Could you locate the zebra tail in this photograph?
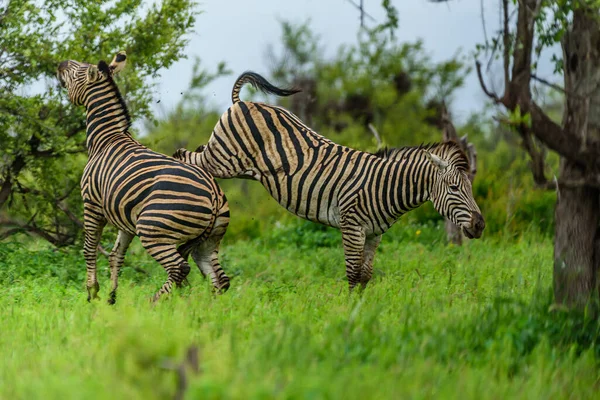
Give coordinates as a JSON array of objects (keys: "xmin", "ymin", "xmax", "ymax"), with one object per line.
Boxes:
[{"xmin": 231, "ymin": 71, "xmax": 301, "ymax": 104}]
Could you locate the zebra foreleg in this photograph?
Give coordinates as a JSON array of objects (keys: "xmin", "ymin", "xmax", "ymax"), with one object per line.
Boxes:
[
  {"xmin": 83, "ymin": 203, "xmax": 107, "ymax": 302},
  {"xmin": 341, "ymin": 224, "xmax": 366, "ymax": 291},
  {"xmin": 359, "ymin": 235, "xmax": 382, "ymax": 290},
  {"xmin": 107, "ymin": 230, "xmax": 134, "ymax": 305}
]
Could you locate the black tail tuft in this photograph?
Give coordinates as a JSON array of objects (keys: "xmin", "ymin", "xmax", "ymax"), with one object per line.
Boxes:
[{"xmin": 231, "ymin": 71, "xmax": 301, "ymax": 104}]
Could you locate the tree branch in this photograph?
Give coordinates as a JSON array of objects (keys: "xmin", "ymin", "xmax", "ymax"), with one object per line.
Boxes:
[
  {"xmin": 520, "ymin": 128, "xmax": 548, "ymax": 185},
  {"xmin": 502, "ymin": 0, "xmax": 510, "ymax": 90},
  {"xmin": 475, "ymin": 61, "xmax": 501, "ymax": 103},
  {"xmin": 367, "ymin": 123, "xmax": 382, "ymax": 148},
  {"xmin": 0, "ymin": 216, "xmax": 74, "ymax": 246},
  {"xmin": 527, "ymin": 100, "xmax": 599, "ymax": 167},
  {"xmin": 480, "ymin": 0, "xmax": 489, "ymax": 47},
  {"xmin": 531, "ymin": 73, "xmax": 565, "ymax": 94}
]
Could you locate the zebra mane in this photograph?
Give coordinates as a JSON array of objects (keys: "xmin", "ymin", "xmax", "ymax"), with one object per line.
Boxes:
[
  {"xmin": 97, "ymin": 60, "xmax": 132, "ymax": 131},
  {"xmin": 373, "ymin": 141, "xmax": 470, "ymax": 172}
]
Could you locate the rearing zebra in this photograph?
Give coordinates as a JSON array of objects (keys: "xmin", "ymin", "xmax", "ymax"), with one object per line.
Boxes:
[
  {"xmin": 173, "ymin": 72, "xmax": 485, "ymax": 289},
  {"xmin": 58, "ymin": 51, "xmax": 231, "ymax": 303}
]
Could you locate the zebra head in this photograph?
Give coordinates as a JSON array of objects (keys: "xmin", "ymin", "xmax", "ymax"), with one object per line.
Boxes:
[
  {"xmin": 57, "ymin": 51, "xmax": 127, "ymax": 105},
  {"xmin": 422, "ymin": 144, "xmax": 485, "ymax": 239}
]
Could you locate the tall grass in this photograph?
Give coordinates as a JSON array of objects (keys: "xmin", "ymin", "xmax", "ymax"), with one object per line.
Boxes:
[{"xmin": 0, "ymin": 224, "xmax": 598, "ymax": 399}]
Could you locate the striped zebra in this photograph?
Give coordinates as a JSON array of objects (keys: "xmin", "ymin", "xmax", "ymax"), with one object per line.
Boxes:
[
  {"xmin": 57, "ymin": 51, "xmax": 230, "ymax": 303},
  {"xmin": 173, "ymin": 72, "xmax": 485, "ymax": 289}
]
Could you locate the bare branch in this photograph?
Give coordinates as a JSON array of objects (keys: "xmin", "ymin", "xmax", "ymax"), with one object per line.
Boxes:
[
  {"xmin": 521, "ymin": 130, "xmax": 548, "ymax": 185},
  {"xmin": 98, "ymin": 246, "xmax": 110, "ymax": 258},
  {"xmin": 475, "ymin": 61, "xmax": 501, "ymax": 103},
  {"xmin": 531, "ymin": 74, "xmax": 565, "ymax": 94},
  {"xmin": 0, "ymin": 216, "xmax": 74, "ymax": 246},
  {"xmin": 0, "ymin": 227, "xmax": 25, "ymax": 241},
  {"xmin": 344, "ymin": 0, "xmax": 376, "ymax": 26},
  {"xmin": 367, "ymin": 123, "xmax": 382, "ymax": 148},
  {"xmin": 480, "ymin": 0, "xmax": 489, "ymax": 46},
  {"xmin": 502, "ymin": 0, "xmax": 511, "ymax": 90}
]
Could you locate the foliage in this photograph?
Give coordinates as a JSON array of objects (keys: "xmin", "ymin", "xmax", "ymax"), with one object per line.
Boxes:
[
  {"xmin": 0, "ymin": 232, "xmax": 598, "ymax": 398},
  {"xmin": 0, "ymin": 0, "xmax": 563, "ymax": 248},
  {"xmin": 142, "ymin": 57, "xmax": 231, "ymax": 154},
  {"xmin": 0, "ymin": 0, "xmax": 199, "ymax": 245},
  {"xmin": 263, "ymin": 18, "xmax": 471, "ymax": 149},
  {"xmin": 146, "ymin": 15, "xmax": 558, "ymax": 242}
]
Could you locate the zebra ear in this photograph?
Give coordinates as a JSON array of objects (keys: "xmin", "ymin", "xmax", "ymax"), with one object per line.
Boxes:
[
  {"xmin": 109, "ymin": 51, "xmax": 127, "ymax": 75},
  {"xmin": 423, "ymin": 150, "xmax": 449, "ymax": 171},
  {"xmin": 87, "ymin": 65, "xmax": 99, "ymax": 83}
]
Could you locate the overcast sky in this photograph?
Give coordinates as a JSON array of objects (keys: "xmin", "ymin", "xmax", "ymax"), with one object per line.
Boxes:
[{"xmin": 149, "ymin": 0, "xmax": 558, "ymax": 125}]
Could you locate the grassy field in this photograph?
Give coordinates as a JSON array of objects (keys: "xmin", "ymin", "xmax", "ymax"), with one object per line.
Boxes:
[{"xmin": 0, "ymin": 222, "xmax": 598, "ymax": 399}]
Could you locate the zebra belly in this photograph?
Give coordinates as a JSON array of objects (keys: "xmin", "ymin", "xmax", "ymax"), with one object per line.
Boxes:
[{"xmin": 268, "ymin": 174, "xmax": 341, "ymax": 229}]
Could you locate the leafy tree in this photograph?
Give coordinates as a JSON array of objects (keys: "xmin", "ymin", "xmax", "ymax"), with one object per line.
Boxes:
[
  {"xmin": 0, "ymin": 0, "xmax": 198, "ymax": 245},
  {"xmin": 265, "ymin": 18, "xmax": 470, "ymax": 151},
  {"xmin": 467, "ymin": 0, "xmax": 600, "ymax": 310}
]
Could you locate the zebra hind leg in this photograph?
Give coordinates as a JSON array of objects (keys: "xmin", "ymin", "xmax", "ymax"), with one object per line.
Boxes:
[
  {"xmin": 191, "ymin": 240, "xmax": 230, "ymax": 294},
  {"xmin": 107, "ymin": 230, "xmax": 134, "ymax": 305},
  {"xmin": 172, "ymin": 145, "xmax": 205, "ymax": 164},
  {"xmin": 358, "ymin": 235, "xmax": 382, "ymax": 290},
  {"xmin": 139, "ymin": 238, "xmax": 192, "ymax": 302},
  {"xmin": 191, "ymin": 203, "xmax": 230, "ymax": 293}
]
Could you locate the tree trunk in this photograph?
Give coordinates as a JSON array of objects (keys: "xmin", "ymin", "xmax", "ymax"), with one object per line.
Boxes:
[
  {"xmin": 554, "ymin": 9, "xmax": 600, "ymax": 308},
  {"xmin": 554, "ymin": 161, "xmax": 599, "ymax": 307}
]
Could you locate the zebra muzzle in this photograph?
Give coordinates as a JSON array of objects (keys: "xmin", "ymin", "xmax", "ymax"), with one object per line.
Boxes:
[{"xmin": 463, "ymin": 212, "xmax": 485, "ymax": 239}]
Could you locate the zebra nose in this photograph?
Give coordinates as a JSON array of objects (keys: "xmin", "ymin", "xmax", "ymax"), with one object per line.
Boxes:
[{"xmin": 471, "ymin": 212, "xmax": 485, "ymax": 233}]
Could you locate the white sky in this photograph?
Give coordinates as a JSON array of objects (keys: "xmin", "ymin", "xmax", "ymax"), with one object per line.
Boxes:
[{"xmin": 148, "ymin": 0, "xmax": 559, "ymax": 126}]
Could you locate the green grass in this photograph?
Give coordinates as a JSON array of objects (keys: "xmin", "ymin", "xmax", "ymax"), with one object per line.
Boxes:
[{"xmin": 0, "ymin": 223, "xmax": 598, "ymax": 399}]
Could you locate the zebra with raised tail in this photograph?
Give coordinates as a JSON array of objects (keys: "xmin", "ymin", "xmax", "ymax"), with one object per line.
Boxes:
[
  {"xmin": 58, "ymin": 51, "xmax": 231, "ymax": 303},
  {"xmin": 174, "ymin": 71, "xmax": 485, "ymax": 290}
]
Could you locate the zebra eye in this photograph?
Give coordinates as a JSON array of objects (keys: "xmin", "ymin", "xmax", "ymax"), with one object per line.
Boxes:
[{"xmin": 449, "ymin": 185, "xmax": 459, "ymax": 192}]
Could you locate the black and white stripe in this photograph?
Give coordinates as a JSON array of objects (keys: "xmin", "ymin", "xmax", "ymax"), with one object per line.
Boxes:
[
  {"xmin": 58, "ymin": 52, "xmax": 230, "ymax": 303},
  {"xmin": 174, "ymin": 72, "xmax": 485, "ymax": 289}
]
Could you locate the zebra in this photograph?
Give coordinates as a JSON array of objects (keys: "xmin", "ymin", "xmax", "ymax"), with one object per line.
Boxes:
[
  {"xmin": 173, "ymin": 71, "xmax": 485, "ymax": 290},
  {"xmin": 57, "ymin": 51, "xmax": 231, "ymax": 303}
]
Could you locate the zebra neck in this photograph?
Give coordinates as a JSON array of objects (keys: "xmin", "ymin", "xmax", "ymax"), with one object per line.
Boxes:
[
  {"xmin": 84, "ymin": 85, "xmax": 131, "ymax": 156},
  {"xmin": 390, "ymin": 156, "xmax": 434, "ymax": 217}
]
